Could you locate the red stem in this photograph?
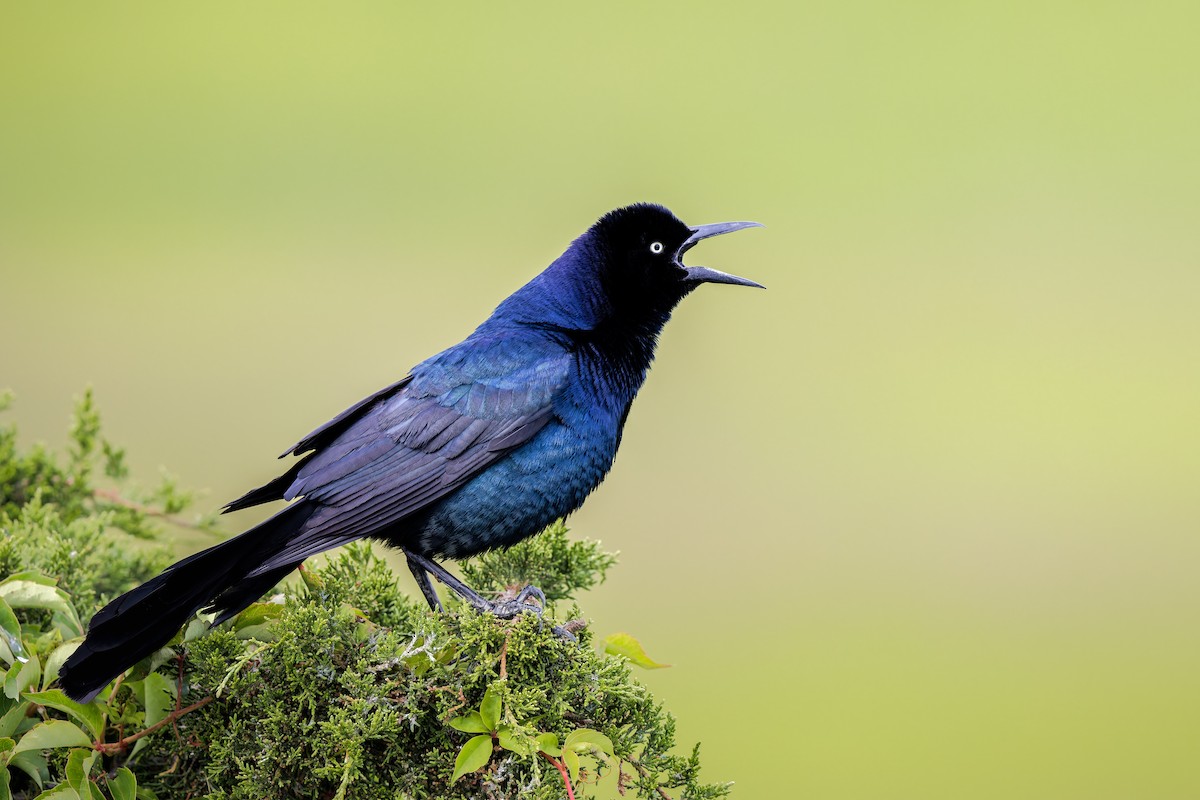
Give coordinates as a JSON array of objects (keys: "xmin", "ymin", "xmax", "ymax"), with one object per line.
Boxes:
[{"xmin": 541, "ymin": 753, "xmax": 576, "ymax": 800}]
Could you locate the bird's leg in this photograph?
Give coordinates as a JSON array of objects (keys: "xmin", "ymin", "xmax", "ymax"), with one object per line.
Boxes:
[
  {"xmin": 404, "ymin": 551, "xmax": 500, "ymax": 613},
  {"xmin": 406, "ymin": 553, "xmax": 443, "ymax": 613},
  {"xmin": 404, "ymin": 551, "xmax": 554, "ymax": 618},
  {"xmin": 404, "ymin": 551, "xmax": 576, "ymax": 641}
]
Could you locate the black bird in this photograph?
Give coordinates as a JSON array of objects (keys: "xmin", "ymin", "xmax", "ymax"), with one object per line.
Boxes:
[{"xmin": 59, "ymin": 203, "xmax": 762, "ymax": 702}]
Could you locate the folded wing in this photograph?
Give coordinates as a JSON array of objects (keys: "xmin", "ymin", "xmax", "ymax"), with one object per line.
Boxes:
[{"xmin": 227, "ymin": 336, "xmax": 572, "ymax": 575}]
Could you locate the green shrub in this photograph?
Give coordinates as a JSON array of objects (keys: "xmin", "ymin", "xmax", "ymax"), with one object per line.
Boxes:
[{"xmin": 1, "ymin": 393, "xmax": 729, "ymax": 800}]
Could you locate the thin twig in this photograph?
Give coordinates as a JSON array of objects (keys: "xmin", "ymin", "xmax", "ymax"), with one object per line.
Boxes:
[
  {"xmin": 174, "ymin": 653, "xmax": 186, "ymax": 741},
  {"xmin": 92, "ymin": 487, "xmax": 217, "ymax": 534},
  {"xmin": 626, "ymin": 759, "xmax": 674, "ymax": 800},
  {"xmin": 95, "ymin": 696, "xmax": 214, "ymax": 755},
  {"xmin": 100, "ymin": 672, "xmax": 124, "ymax": 738},
  {"xmin": 499, "ymin": 631, "xmax": 511, "ymax": 681},
  {"xmin": 433, "ymin": 686, "xmax": 469, "ymax": 719}
]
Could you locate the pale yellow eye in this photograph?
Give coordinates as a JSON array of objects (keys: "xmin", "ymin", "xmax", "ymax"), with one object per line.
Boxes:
[{"xmin": 649, "ymin": 242, "xmax": 664, "ymax": 254}]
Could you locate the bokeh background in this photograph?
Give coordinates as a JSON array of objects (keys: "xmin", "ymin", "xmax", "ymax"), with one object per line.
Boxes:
[{"xmin": 3, "ymin": 3, "xmax": 1198, "ymax": 797}]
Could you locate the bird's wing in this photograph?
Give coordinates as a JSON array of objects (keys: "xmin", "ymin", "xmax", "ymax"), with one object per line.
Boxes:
[
  {"xmin": 241, "ymin": 335, "xmax": 572, "ymax": 575},
  {"xmin": 282, "ymin": 375, "xmax": 414, "ymax": 458},
  {"xmin": 222, "ymin": 376, "xmax": 415, "ymax": 514}
]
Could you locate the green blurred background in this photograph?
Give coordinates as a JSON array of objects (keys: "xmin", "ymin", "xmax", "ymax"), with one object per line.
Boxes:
[{"xmin": 3, "ymin": 3, "xmax": 1198, "ymax": 797}]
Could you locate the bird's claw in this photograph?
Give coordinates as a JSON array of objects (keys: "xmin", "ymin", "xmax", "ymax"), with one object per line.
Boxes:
[
  {"xmin": 479, "ymin": 583, "xmax": 546, "ymax": 621},
  {"xmin": 476, "ymin": 585, "xmax": 576, "ymax": 641},
  {"xmin": 549, "ymin": 624, "xmax": 577, "ymax": 642},
  {"xmin": 485, "ymin": 598, "xmax": 544, "ymax": 620},
  {"xmin": 514, "ymin": 584, "xmax": 547, "ymax": 608}
]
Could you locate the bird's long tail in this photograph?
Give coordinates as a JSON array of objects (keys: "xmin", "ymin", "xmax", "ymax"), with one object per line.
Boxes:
[{"xmin": 58, "ymin": 502, "xmax": 315, "ymax": 703}]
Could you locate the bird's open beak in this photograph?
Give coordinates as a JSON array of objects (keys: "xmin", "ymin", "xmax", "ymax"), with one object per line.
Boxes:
[{"xmin": 679, "ymin": 221, "xmax": 765, "ymax": 288}]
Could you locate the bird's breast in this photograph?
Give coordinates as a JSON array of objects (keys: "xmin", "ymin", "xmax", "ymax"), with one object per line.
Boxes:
[{"xmin": 412, "ymin": 412, "xmax": 619, "ymax": 559}]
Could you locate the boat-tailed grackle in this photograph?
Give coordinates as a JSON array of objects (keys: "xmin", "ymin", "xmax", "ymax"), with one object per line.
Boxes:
[{"xmin": 59, "ymin": 203, "xmax": 762, "ymax": 702}]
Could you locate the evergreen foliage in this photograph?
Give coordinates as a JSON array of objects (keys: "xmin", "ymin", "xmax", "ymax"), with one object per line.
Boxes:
[{"xmin": 0, "ymin": 393, "xmax": 729, "ymax": 800}]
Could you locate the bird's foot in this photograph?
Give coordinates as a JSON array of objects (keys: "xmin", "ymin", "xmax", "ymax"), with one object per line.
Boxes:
[
  {"xmin": 479, "ymin": 585, "xmax": 577, "ymax": 642},
  {"xmin": 403, "ymin": 552, "xmax": 578, "ymax": 641},
  {"xmin": 482, "ymin": 584, "xmax": 546, "ymax": 620}
]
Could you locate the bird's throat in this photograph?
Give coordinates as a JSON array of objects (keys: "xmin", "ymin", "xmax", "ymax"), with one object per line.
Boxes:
[{"xmin": 569, "ymin": 314, "xmax": 666, "ymax": 413}]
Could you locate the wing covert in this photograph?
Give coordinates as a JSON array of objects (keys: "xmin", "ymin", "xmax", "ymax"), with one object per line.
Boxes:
[{"xmin": 242, "ymin": 344, "xmax": 572, "ymax": 574}]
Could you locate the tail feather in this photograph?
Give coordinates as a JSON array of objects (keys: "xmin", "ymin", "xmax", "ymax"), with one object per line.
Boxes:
[
  {"xmin": 207, "ymin": 561, "xmax": 300, "ymax": 626},
  {"xmin": 221, "ymin": 455, "xmax": 311, "ymax": 514},
  {"xmin": 58, "ymin": 502, "xmax": 315, "ymax": 703}
]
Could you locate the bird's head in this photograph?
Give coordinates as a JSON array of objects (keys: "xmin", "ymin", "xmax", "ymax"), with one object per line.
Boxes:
[
  {"xmin": 489, "ymin": 203, "xmax": 762, "ymax": 336},
  {"xmin": 586, "ymin": 203, "xmax": 763, "ymax": 322}
]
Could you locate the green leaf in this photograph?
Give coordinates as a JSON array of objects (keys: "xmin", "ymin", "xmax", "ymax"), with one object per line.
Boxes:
[
  {"xmin": 338, "ymin": 604, "xmax": 370, "ymax": 623},
  {"xmin": 563, "ymin": 728, "xmax": 614, "ymax": 756},
  {"xmin": 233, "ymin": 603, "xmax": 285, "ymax": 642},
  {"xmin": 297, "ymin": 565, "xmax": 324, "ymax": 591},
  {"xmin": 496, "ymin": 726, "xmax": 531, "ymax": 755},
  {"xmin": 51, "ymin": 608, "xmax": 83, "ymax": 640},
  {"xmin": 233, "ymin": 603, "xmax": 283, "ymax": 630},
  {"xmin": 447, "ymin": 711, "xmax": 489, "ymax": 733},
  {"xmin": 0, "ymin": 581, "xmax": 83, "ymax": 640},
  {"xmin": 233, "ymin": 625, "xmax": 279, "ymax": 643},
  {"xmin": 0, "ymin": 738, "xmax": 13, "ymax": 784},
  {"xmin": 450, "ymin": 734, "xmax": 493, "ymax": 783},
  {"xmin": 106, "ymin": 768, "xmax": 137, "ymax": 800},
  {"xmin": 479, "ymin": 685, "xmax": 501, "ymax": 731},
  {"xmin": 9, "ymin": 749, "xmax": 49, "ymax": 789},
  {"xmin": 603, "ymin": 632, "xmax": 670, "ymax": 669},
  {"xmin": 65, "ymin": 747, "xmax": 100, "ymax": 793},
  {"xmin": 0, "ymin": 742, "xmax": 11, "ymax": 800},
  {"xmin": 41, "ymin": 643, "xmax": 82, "ymax": 691},
  {"xmin": 30, "ymin": 784, "xmax": 80, "ymax": 800},
  {"xmin": 535, "ymin": 732, "xmax": 561, "ymax": 756},
  {"xmin": 0, "ymin": 597, "xmax": 28, "ymax": 667},
  {"xmin": 24, "ymin": 690, "xmax": 105, "ymax": 741},
  {"xmin": 0, "ymin": 573, "xmax": 58, "ymax": 589},
  {"xmin": 129, "ymin": 672, "xmax": 175, "ymax": 759},
  {"xmin": 0, "ymin": 581, "xmax": 71, "ymax": 615},
  {"xmin": 4, "ymin": 654, "xmax": 40, "ymax": 700},
  {"xmin": 0, "ymin": 702, "xmax": 30, "ymax": 739},
  {"xmin": 12, "ymin": 719, "xmax": 93, "ymax": 754},
  {"xmin": 141, "ymin": 672, "xmax": 177, "ymax": 726},
  {"xmin": 563, "ymin": 748, "xmax": 580, "ymax": 782},
  {"xmin": 559, "ymin": 729, "xmax": 612, "ymax": 784},
  {"xmin": 182, "ymin": 619, "xmax": 208, "ymax": 643}
]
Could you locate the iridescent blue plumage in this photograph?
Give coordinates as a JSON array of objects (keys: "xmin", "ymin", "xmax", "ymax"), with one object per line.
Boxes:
[{"xmin": 58, "ymin": 203, "xmax": 762, "ymax": 702}]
